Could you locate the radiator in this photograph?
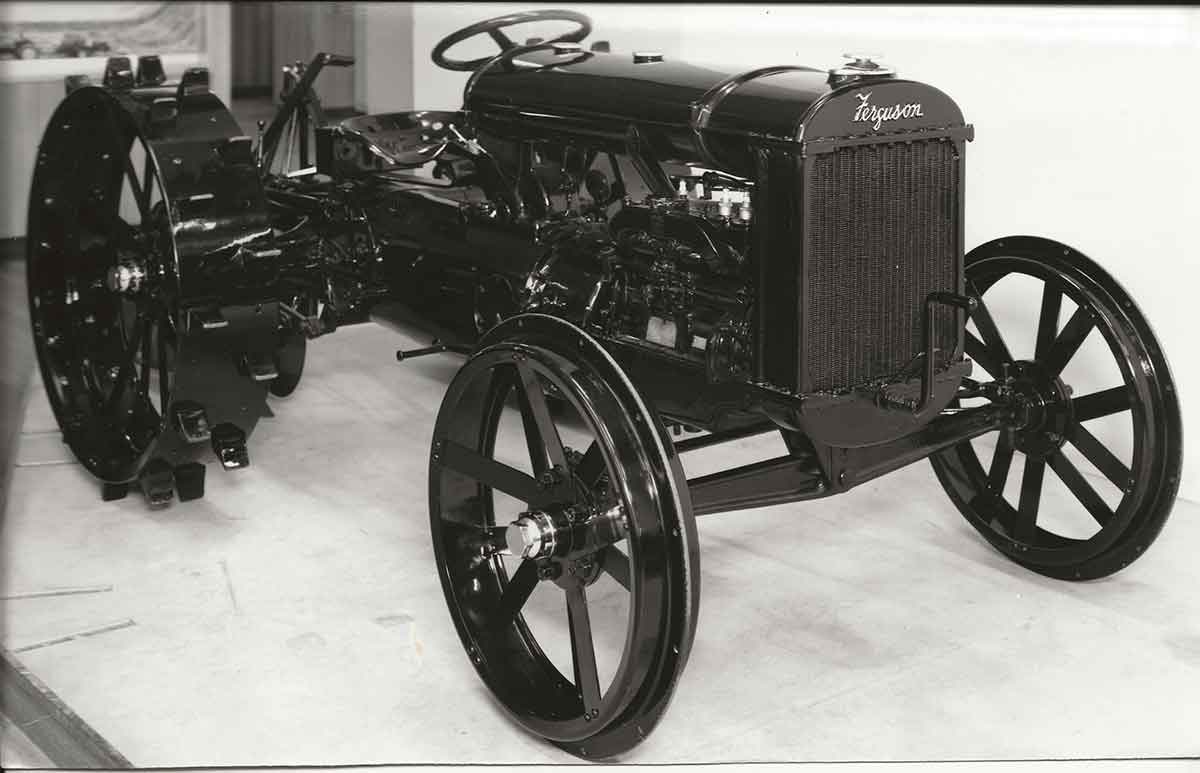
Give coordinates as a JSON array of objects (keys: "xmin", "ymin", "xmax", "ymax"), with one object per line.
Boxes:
[{"xmin": 803, "ymin": 138, "xmax": 960, "ymax": 392}]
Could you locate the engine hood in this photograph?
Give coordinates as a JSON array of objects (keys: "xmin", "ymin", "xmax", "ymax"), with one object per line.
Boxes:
[{"xmin": 466, "ymin": 48, "xmax": 970, "ymax": 176}]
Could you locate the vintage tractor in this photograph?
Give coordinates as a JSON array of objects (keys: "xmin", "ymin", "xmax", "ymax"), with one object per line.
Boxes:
[{"xmin": 25, "ymin": 9, "xmax": 1182, "ymax": 758}]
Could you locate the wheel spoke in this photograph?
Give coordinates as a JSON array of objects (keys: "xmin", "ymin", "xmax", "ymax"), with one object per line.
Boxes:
[
  {"xmin": 966, "ymin": 282, "xmax": 1013, "ymax": 367},
  {"xmin": 1073, "ymin": 385, "xmax": 1130, "ymax": 422},
  {"xmin": 987, "ymin": 429, "xmax": 1014, "ymax": 494},
  {"xmin": 1042, "ymin": 306, "xmax": 1094, "ymax": 375},
  {"xmin": 1047, "ymin": 450, "xmax": 1114, "ymax": 527},
  {"xmin": 141, "ymin": 152, "xmax": 154, "ymax": 215},
  {"xmin": 138, "ymin": 314, "xmax": 153, "ymax": 398},
  {"xmin": 103, "ymin": 105, "xmax": 147, "ymax": 221},
  {"xmin": 1035, "ymin": 281, "xmax": 1062, "ymax": 360},
  {"xmin": 514, "ymin": 360, "xmax": 568, "ymax": 474},
  {"xmin": 575, "ymin": 440, "xmax": 606, "ymax": 488},
  {"xmin": 1067, "ymin": 422, "xmax": 1132, "ymax": 490},
  {"xmin": 964, "ymin": 331, "xmax": 1001, "ymax": 378},
  {"xmin": 1014, "ymin": 456, "xmax": 1044, "ymax": 542},
  {"xmin": 123, "ymin": 155, "xmax": 147, "ymax": 220},
  {"xmin": 82, "ymin": 210, "xmax": 139, "ymax": 250},
  {"xmin": 565, "ymin": 583, "xmax": 602, "ymax": 715},
  {"xmin": 157, "ymin": 307, "xmax": 171, "ymax": 411},
  {"xmin": 487, "ymin": 27, "xmax": 516, "ymax": 50},
  {"xmin": 440, "ymin": 438, "xmax": 552, "ymax": 507},
  {"xmin": 103, "ymin": 311, "xmax": 145, "ymax": 412},
  {"xmin": 596, "ymin": 545, "xmax": 631, "ymax": 590},
  {"xmin": 495, "ymin": 559, "xmax": 540, "ymax": 624}
]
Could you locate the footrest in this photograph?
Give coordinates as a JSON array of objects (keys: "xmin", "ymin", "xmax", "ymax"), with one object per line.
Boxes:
[
  {"xmin": 210, "ymin": 423, "xmax": 250, "ymax": 470},
  {"xmin": 138, "ymin": 458, "xmax": 175, "ymax": 508},
  {"xmin": 173, "ymin": 400, "xmax": 212, "ymax": 443}
]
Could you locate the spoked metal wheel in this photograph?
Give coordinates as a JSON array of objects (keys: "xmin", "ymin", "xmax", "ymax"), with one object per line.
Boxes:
[
  {"xmin": 430, "ymin": 314, "xmax": 699, "ymax": 758},
  {"xmin": 932, "ymin": 236, "xmax": 1182, "ymax": 580},
  {"xmin": 27, "ymin": 87, "xmax": 179, "ymax": 483}
]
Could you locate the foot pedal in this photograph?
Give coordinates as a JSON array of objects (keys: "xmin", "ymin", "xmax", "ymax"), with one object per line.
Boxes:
[
  {"xmin": 173, "ymin": 400, "xmax": 211, "ymax": 443},
  {"xmin": 192, "ymin": 308, "xmax": 228, "ymax": 330},
  {"xmin": 210, "ymin": 423, "xmax": 250, "ymax": 470},
  {"xmin": 101, "ymin": 481, "xmax": 129, "ymax": 501},
  {"xmin": 245, "ymin": 352, "xmax": 279, "ymax": 382},
  {"xmin": 138, "ymin": 459, "xmax": 175, "ymax": 508},
  {"xmin": 174, "ymin": 462, "xmax": 206, "ymax": 501}
]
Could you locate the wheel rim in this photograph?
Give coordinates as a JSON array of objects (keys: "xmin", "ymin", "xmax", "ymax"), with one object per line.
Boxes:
[
  {"xmin": 27, "ymin": 89, "xmax": 180, "ymax": 483},
  {"xmin": 933, "ymin": 238, "xmax": 1181, "ymax": 573},
  {"xmin": 430, "ymin": 316, "xmax": 696, "ymax": 757}
]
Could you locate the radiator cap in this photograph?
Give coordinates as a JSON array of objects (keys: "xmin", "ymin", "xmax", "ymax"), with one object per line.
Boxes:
[{"xmin": 828, "ymin": 53, "xmax": 895, "ymax": 84}]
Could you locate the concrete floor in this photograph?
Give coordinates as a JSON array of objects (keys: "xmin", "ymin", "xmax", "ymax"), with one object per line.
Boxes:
[{"xmin": 2, "ymin": 314, "xmax": 1199, "ymax": 766}]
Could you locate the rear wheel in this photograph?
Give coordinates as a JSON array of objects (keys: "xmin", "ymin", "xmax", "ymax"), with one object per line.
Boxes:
[
  {"xmin": 931, "ymin": 236, "xmax": 1181, "ymax": 580},
  {"xmin": 27, "ymin": 88, "xmax": 180, "ymax": 483},
  {"xmin": 429, "ymin": 314, "xmax": 699, "ymax": 758}
]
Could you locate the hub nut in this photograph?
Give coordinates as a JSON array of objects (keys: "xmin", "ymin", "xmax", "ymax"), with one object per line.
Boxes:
[{"xmin": 504, "ymin": 511, "xmax": 557, "ymax": 559}]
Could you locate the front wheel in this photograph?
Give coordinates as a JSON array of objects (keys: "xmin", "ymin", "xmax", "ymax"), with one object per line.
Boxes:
[
  {"xmin": 931, "ymin": 236, "xmax": 1182, "ymax": 580},
  {"xmin": 429, "ymin": 314, "xmax": 699, "ymax": 758}
]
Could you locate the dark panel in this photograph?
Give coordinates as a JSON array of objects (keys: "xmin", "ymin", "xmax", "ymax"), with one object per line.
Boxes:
[{"xmin": 756, "ymin": 149, "xmax": 803, "ymax": 389}]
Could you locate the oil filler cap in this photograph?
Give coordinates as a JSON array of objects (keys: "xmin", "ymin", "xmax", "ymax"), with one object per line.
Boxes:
[{"xmin": 633, "ymin": 52, "xmax": 664, "ymax": 64}]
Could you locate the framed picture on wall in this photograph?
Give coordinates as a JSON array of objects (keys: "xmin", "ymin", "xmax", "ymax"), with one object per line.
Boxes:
[{"xmin": 0, "ymin": 2, "xmax": 206, "ymax": 82}]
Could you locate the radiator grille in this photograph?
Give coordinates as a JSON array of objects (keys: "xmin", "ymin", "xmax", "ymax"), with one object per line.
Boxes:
[{"xmin": 803, "ymin": 139, "xmax": 959, "ymax": 392}]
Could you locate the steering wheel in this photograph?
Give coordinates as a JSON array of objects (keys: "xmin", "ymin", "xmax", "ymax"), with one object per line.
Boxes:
[{"xmin": 431, "ymin": 9, "xmax": 592, "ymax": 72}]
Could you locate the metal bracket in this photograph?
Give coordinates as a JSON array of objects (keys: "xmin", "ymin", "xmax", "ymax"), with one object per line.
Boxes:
[
  {"xmin": 905, "ymin": 291, "xmax": 977, "ymax": 420},
  {"xmin": 210, "ymin": 423, "xmax": 250, "ymax": 470},
  {"xmin": 135, "ymin": 55, "xmax": 166, "ymax": 87},
  {"xmin": 138, "ymin": 458, "xmax": 175, "ymax": 508},
  {"xmin": 174, "ymin": 462, "xmax": 206, "ymax": 502},
  {"xmin": 244, "ymin": 352, "xmax": 279, "ymax": 382},
  {"xmin": 101, "ymin": 57, "xmax": 134, "ymax": 90},
  {"xmin": 173, "ymin": 400, "xmax": 212, "ymax": 443}
]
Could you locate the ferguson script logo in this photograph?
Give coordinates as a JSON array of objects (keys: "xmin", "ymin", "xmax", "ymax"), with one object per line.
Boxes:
[{"xmin": 852, "ymin": 92, "xmax": 924, "ymax": 131}]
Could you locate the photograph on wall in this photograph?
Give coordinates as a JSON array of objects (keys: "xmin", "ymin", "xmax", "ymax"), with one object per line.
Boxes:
[{"xmin": 0, "ymin": 2, "xmax": 204, "ymax": 69}]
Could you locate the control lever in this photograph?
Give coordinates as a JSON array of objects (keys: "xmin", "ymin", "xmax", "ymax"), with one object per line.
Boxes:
[
  {"xmin": 396, "ymin": 340, "xmax": 471, "ymax": 362},
  {"xmin": 261, "ymin": 51, "xmax": 354, "ymax": 172}
]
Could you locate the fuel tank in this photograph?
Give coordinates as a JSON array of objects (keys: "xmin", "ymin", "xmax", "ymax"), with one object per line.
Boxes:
[{"xmin": 466, "ymin": 48, "xmax": 968, "ymax": 177}]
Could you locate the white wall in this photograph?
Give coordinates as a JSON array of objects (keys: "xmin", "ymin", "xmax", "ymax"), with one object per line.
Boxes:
[{"xmin": 354, "ymin": 3, "xmax": 414, "ymax": 114}]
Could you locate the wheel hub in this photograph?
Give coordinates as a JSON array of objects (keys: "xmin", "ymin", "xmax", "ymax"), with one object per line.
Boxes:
[
  {"xmin": 504, "ymin": 510, "xmax": 557, "ymax": 559},
  {"xmin": 106, "ymin": 257, "xmax": 147, "ymax": 294},
  {"xmin": 1005, "ymin": 360, "xmax": 1074, "ymax": 458}
]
